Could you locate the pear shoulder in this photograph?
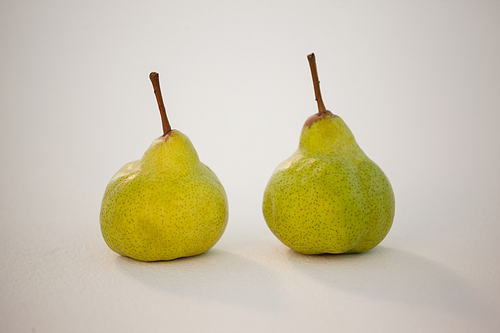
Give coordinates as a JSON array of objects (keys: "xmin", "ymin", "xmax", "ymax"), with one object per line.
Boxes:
[
  {"xmin": 140, "ymin": 130, "xmax": 200, "ymax": 171},
  {"xmin": 299, "ymin": 113, "xmax": 361, "ymax": 156}
]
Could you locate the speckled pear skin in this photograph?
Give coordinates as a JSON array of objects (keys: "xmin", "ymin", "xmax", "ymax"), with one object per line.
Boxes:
[
  {"xmin": 100, "ymin": 129, "xmax": 228, "ymax": 261},
  {"xmin": 263, "ymin": 112, "xmax": 395, "ymax": 254}
]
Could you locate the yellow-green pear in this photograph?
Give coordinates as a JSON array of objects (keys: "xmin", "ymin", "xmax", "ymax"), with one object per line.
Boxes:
[
  {"xmin": 263, "ymin": 54, "xmax": 395, "ymax": 254},
  {"xmin": 100, "ymin": 72, "xmax": 228, "ymax": 261}
]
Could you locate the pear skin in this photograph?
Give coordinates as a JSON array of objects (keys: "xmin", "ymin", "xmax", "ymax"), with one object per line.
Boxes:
[
  {"xmin": 100, "ymin": 73, "xmax": 228, "ymax": 261},
  {"xmin": 263, "ymin": 54, "xmax": 395, "ymax": 254}
]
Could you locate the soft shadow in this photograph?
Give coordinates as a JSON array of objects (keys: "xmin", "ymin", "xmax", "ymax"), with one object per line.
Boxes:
[
  {"xmin": 115, "ymin": 248, "xmax": 283, "ymax": 311},
  {"xmin": 288, "ymin": 246, "xmax": 494, "ymax": 321}
]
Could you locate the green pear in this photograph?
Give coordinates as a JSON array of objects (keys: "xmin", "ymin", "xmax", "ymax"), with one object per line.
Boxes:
[
  {"xmin": 100, "ymin": 72, "xmax": 228, "ymax": 261},
  {"xmin": 263, "ymin": 54, "xmax": 395, "ymax": 254}
]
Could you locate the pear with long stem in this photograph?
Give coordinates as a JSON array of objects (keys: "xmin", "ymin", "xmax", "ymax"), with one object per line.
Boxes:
[
  {"xmin": 100, "ymin": 72, "xmax": 228, "ymax": 261},
  {"xmin": 263, "ymin": 54, "xmax": 395, "ymax": 254}
]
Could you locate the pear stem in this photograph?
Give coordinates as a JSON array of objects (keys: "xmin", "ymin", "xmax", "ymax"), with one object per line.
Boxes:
[
  {"xmin": 149, "ymin": 72, "xmax": 171, "ymax": 136},
  {"xmin": 307, "ymin": 53, "xmax": 327, "ymax": 115}
]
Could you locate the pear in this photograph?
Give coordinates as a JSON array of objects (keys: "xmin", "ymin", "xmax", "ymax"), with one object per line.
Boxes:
[
  {"xmin": 100, "ymin": 72, "xmax": 228, "ymax": 261},
  {"xmin": 263, "ymin": 54, "xmax": 395, "ymax": 254}
]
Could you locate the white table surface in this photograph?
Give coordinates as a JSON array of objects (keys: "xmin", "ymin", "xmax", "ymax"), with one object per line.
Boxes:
[{"xmin": 1, "ymin": 1, "xmax": 499, "ymax": 332}]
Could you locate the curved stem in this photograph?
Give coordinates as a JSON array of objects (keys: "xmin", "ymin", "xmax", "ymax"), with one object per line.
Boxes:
[
  {"xmin": 307, "ymin": 53, "xmax": 327, "ymax": 115},
  {"xmin": 149, "ymin": 72, "xmax": 171, "ymax": 136}
]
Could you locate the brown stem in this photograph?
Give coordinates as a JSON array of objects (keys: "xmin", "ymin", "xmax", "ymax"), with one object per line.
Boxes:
[
  {"xmin": 149, "ymin": 72, "xmax": 171, "ymax": 136},
  {"xmin": 307, "ymin": 53, "xmax": 327, "ymax": 115}
]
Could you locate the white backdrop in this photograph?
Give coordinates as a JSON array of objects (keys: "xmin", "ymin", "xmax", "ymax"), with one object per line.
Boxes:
[{"xmin": 1, "ymin": 1, "xmax": 499, "ymax": 332}]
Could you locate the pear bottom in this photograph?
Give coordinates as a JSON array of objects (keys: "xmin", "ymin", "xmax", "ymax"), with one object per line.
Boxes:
[
  {"xmin": 100, "ymin": 161, "xmax": 228, "ymax": 262},
  {"xmin": 263, "ymin": 153, "xmax": 395, "ymax": 255}
]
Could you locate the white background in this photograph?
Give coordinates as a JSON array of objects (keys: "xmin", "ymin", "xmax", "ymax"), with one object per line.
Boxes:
[{"xmin": 1, "ymin": 1, "xmax": 499, "ymax": 332}]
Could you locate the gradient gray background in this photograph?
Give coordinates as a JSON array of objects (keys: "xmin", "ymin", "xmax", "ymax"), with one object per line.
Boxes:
[{"xmin": 1, "ymin": 1, "xmax": 499, "ymax": 332}]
